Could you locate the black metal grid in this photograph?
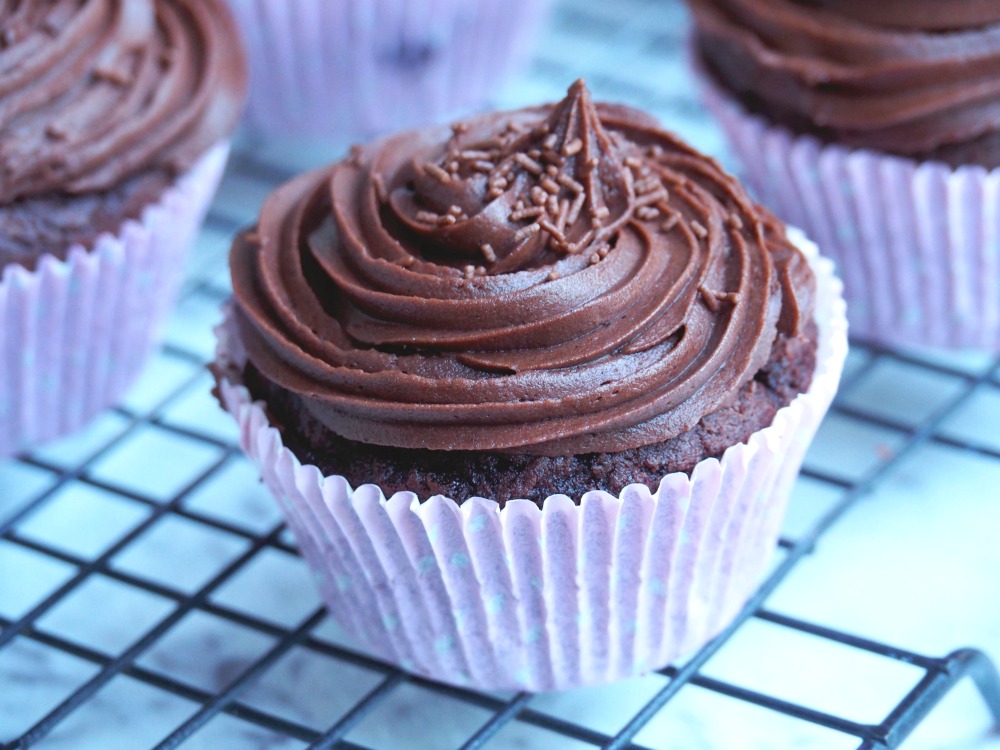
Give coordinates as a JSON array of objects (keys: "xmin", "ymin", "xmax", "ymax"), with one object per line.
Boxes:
[{"xmin": 3, "ymin": 1, "xmax": 1000, "ymax": 748}]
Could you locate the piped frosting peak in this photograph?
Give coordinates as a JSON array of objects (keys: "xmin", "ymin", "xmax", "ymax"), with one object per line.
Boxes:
[
  {"xmin": 230, "ymin": 82, "xmax": 816, "ymax": 455},
  {"xmin": 390, "ymin": 80, "xmax": 660, "ymax": 273}
]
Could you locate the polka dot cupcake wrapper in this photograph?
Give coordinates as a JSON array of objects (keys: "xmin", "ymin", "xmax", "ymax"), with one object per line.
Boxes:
[
  {"xmin": 0, "ymin": 142, "xmax": 230, "ymax": 458},
  {"xmin": 227, "ymin": 0, "xmax": 553, "ymax": 143},
  {"xmin": 216, "ymin": 232, "xmax": 847, "ymax": 692},
  {"xmin": 698, "ymin": 66, "xmax": 1000, "ymax": 351}
]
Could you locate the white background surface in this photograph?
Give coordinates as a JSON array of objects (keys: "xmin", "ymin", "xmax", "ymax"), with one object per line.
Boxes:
[{"xmin": 2, "ymin": 0, "xmax": 999, "ymax": 748}]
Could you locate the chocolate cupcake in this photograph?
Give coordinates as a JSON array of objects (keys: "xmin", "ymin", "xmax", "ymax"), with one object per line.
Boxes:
[
  {"xmin": 226, "ymin": 0, "xmax": 553, "ymax": 144},
  {"xmin": 215, "ymin": 81, "xmax": 847, "ymax": 690},
  {"xmin": 0, "ymin": 0, "xmax": 247, "ymax": 456},
  {"xmin": 689, "ymin": 0, "xmax": 1000, "ymax": 349}
]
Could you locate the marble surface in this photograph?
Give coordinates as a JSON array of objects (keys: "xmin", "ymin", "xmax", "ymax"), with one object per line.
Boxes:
[
  {"xmin": 2, "ymin": 0, "xmax": 999, "ymax": 748},
  {"xmin": 3, "ymin": 350, "xmax": 998, "ymax": 750}
]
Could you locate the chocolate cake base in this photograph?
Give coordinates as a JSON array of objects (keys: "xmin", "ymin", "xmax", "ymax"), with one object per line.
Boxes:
[
  {"xmin": 0, "ymin": 169, "xmax": 173, "ymax": 272},
  {"xmin": 235, "ymin": 322, "xmax": 818, "ymax": 507}
]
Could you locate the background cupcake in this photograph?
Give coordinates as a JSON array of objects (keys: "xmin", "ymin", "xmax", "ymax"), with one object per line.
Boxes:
[
  {"xmin": 0, "ymin": 0, "xmax": 246, "ymax": 457},
  {"xmin": 226, "ymin": 0, "xmax": 553, "ymax": 146},
  {"xmin": 214, "ymin": 81, "xmax": 847, "ymax": 691},
  {"xmin": 688, "ymin": 0, "xmax": 1000, "ymax": 350}
]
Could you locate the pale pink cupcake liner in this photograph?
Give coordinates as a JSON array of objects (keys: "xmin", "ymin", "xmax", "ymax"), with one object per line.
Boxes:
[
  {"xmin": 698, "ymin": 69, "xmax": 1000, "ymax": 351},
  {"xmin": 227, "ymin": 0, "xmax": 553, "ymax": 143},
  {"xmin": 0, "ymin": 143, "xmax": 230, "ymax": 458},
  {"xmin": 215, "ymin": 232, "xmax": 847, "ymax": 692}
]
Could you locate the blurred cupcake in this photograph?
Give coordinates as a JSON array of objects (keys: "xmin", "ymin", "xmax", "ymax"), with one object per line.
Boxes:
[
  {"xmin": 214, "ymin": 80, "xmax": 847, "ymax": 691},
  {"xmin": 226, "ymin": 0, "xmax": 553, "ymax": 144},
  {"xmin": 0, "ymin": 1, "xmax": 246, "ymax": 457},
  {"xmin": 688, "ymin": 0, "xmax": 1000, "ymax": 350}
]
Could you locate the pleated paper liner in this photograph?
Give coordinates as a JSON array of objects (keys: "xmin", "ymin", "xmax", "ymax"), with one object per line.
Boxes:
[
  {"xmin": 0, "ymin": 142, "xmax": 230, "ymax": 457},
  {"xmin": 227, "ymin": 0, "xmax": 553, "ymax": 143},
  {"xmin": 698, "ymin": 67, "xmax": 1000, "ymax": 351},
  {"xmin": 215, "ymin": 231, "xmax": 847, "ymax": 691}
]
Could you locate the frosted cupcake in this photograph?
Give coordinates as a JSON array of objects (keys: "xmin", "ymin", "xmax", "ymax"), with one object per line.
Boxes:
[
  {"xmin": 688, "ymin": 0, "xmax": 1000, "ymax": 349},
  {"xmin": 226, "ymin": 0, "xmax": 553, "ymax": 143},
  {"xmin": 214, "ymin": 81, "xmax": 847, "ymax": 691},
  {"xmin": 0, "ymin": 0, "xmax": 246, "ymax": 457}
]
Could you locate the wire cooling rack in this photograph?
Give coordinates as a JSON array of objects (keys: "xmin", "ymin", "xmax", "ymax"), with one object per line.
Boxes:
[{"xmin": 3, "ymin": 1, "xmax": 1000, "ymax": 748}]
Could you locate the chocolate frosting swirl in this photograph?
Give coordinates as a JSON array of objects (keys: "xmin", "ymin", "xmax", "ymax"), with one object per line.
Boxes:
[
  {"xmin": 231, "ymin": 81, "xmax": 814, "ymax": 456},
  {"xmin": 690, "ymin": 0, "xmax": 1000, "ymax": 161},
  {"xmin": 0, "ymin": 0, "xmax": 246, "ymax": 204}
]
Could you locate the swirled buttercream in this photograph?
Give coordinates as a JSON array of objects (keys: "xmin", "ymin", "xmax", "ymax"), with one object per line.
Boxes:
[
  {"xmin": 230, "ymin": 80, "xmax": 815, "ymax": 456},
  {"xmin": 690, "ymin": 0, "xmax": 1000, "ymax": 164},
  {"xmin": 0, "ymin": 0, "xmax": 246, "ymax": 267},
  {"xmin": 0, "ymin": 0, "xmax": 245, "ymax": 201}
]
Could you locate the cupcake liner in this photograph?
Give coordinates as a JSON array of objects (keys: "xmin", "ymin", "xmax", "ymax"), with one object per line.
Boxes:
[
  {"xmin": 227, "ymin": 0, "xmax": 553, "ymax": 143},
  {"xmin": 215, "ymin": 232, "xmax": 847, "ymax": 691},
  {"xmin": 0, "ymin": 142, "xmax": 230, "ymax": 458},
  {"xmin": 697, "ymin": 67, "xmax": 1000, "ymax": 351}
]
